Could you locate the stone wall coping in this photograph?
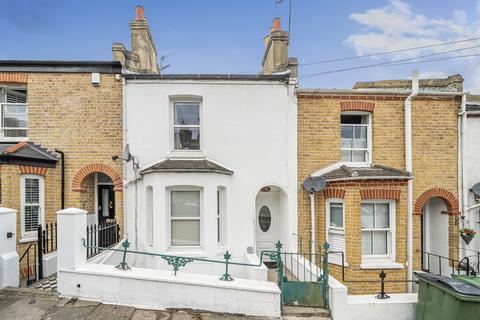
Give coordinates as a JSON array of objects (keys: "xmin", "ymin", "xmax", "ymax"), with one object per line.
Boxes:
[{"xmin": 57, "ymin": 208, "xmax": 87, "ymax": 216}]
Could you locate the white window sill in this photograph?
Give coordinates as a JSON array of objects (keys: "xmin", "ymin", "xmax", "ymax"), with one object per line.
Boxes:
[
  {"xmin": 166, "ymin": 151, "xmax": 205, "ymax": 159},
  {"xmin": 360, "ymin": 260, "xmax": 404, "ymax": 270},
  {"xmin": 19, "ymin": 236, "xmax": 37, "ymax": 243}
]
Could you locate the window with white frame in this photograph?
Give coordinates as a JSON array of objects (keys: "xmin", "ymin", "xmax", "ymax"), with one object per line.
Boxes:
[
  {"xmin": 341, "ymin": 113, "xmax": 370, "ymax": 163},
  {"xmin": 170, "ymin": 189, "xmax": 201, "ymax": 247},
  {"xmin": 361, "ymin": 202, "xmax": 394, "ymax": 258},
  {"xmin": 217, "ymin": 187, "xmax": 226, "ymax": 245},
  {"xmin": 326, "ymin": 200, "xmax": 345, "ymax": 260},
  {"xmin": 173, "ymin": 102, "xmax": 200, "ymax": 151},
  {"xmin": 0, "ymin": 88, "xmax": 28, "ymax": 140},
  {"xmin": 21, "ymin": 175, "xmax": 44, "ymax": 240}
]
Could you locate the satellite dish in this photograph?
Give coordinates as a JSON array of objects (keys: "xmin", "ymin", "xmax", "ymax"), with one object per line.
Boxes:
[
  {"xmin": 302, "ymin": 177, "xmax": 326, "ymax": 193},
  {"xmin": 123, "ymin": 144, "xmax": 132, "ymax": 162},
  {"xmin": 472, "ymin": 183, "xmax": 480, "ymax": 197}
]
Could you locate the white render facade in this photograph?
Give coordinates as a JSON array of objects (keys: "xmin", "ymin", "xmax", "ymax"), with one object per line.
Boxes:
[{"xmin": 122, "ymin": 75, "xmax": 297, "ymax": 271}]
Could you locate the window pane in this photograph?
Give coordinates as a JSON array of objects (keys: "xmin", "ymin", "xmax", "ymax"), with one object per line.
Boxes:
[
  {"xmin": 24, "ymin": 205, "xmax": 39, "ymax": 232},
  {"xmin": 354, "ymin": 126, "xmax": 367, "ymax": 148},
  {"xmin": 375, "ymin": 203, "xmax": 390, "ymax": 228},
  {"xmin": 171, "ymin": 220, "xmax": 200, "ymax": 246},
  {"xmin": 341, "ymin": 150, "xmax": 351, "ymax": 162},
  {"xmin": 174, "ymin": 128, "xmax": 200, "ymax": 150},
  {"xmin": 330, "ymin": 203, "xmax": 343, "ymax": 228},
  {"xmin": 341, "ymin": 126, "xmax": 353, "ymax": 148},
  {"xmin": 3, "ymin": 104, "xmax": 27, "ymax": 127},
  {"xmin": 174, "ymin": 103, "xmax": 199, "ymax": 125},
  {"xmin": 361, "ymin": 203, "xmax": 374, "ymax": 228},
  {"xmin": 329, "ymin": 232, "xmax": 345, "ymax": 252},
  {"xmin": 258, "ymin": 205, "xmax": 272, "ymax": 232},
  {"xmin": 351, "ymin": 150, "xmax": 366, "ymax": 162},
  {"xmin": 373, "ymin": 231, "xmax": 388, "ymax": 254},
  {"xmin": 171, "ymin": 191, "xmax": 200, "ymax": 217},
  {"xmin": 341, "ymin": 115, "xmax": 365, "ymax": 124},
  {"xmin": 362, "ymin": 231, "xmax": 372, "ymax": 255},
  {"xmin": 25, "ymin": 178, "xmax": 40, "ymax": 204}
]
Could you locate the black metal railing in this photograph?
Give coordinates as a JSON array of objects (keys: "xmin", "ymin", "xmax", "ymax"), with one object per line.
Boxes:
[
  {"xmin": 419, "ymin": 250, "xmax": 476, "ymax": 277},
  {"xmin": 19, "ymin": 243, "xmax": 38, "ymax": 286},
  {"xmin": 86, "ymin": 221, "xmax": 120, "ymax": 259},
  {"xmin": 462, "ymin": 248, "xmax": 480, "ymax": 275}
]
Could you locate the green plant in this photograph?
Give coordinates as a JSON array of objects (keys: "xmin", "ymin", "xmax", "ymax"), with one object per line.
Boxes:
[{"xmin": 459, "ymin": 227, "xmax": 477, "ymax": 236}]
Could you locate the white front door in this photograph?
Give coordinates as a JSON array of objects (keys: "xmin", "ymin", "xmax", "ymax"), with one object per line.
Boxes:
[
  {"xmin": 423, "ymin": 198, "xmax": 450, "ymax": 276},
  {"xmin": 255, "ymin": 195, "xmax": 278, "ymax": 257}
]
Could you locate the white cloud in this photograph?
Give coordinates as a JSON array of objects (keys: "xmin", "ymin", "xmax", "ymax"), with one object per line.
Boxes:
[{"xmin": 345, "ymin": 0, "xmax": 480, "ymax": 92}]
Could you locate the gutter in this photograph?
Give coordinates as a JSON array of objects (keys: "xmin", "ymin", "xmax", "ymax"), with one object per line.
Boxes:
[
  {"xmin": 405, "ymin": 70, "xmax": 419, "ymax": 293},
  {"xmin": 460, "ymin": 93, "xmax": 468, "ymax": 260}
]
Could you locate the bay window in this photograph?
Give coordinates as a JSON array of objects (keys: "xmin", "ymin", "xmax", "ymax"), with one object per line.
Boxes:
[
  {"xmin": 170, "ymin": 189, "xmax": 201, "ymax": 247},
  {"xmin": 361, "ymin": 201, "xmax": 395, "ymax": 260},
  {"xmin": 326, "ymin": 200, "xmax": 345, "ymax": 264}
]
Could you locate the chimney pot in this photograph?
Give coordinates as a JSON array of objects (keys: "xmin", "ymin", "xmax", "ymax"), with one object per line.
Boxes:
[
  {"xmin": 272, "ymin": 18, "xmax": 281, "ymax": 31},
  {"xmin": 136, "ymin": 5, "xmax": 145, "ymax": 21}
]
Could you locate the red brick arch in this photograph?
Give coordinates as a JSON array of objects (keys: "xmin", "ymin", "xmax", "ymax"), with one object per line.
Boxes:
[
  {"xmin": 414, "ymin": 188, "xmax": 459, "ymax": 215},
  {"xmin": 340, "ymin": 101, "xmax": 375, "ymax": 112},
  {"xmin": 72, "ymin": 163, "xmax": 122, "ymax": 192}
]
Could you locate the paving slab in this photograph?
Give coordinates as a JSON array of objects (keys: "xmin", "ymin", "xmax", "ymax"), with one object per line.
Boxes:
[
  {"xmin": 85, "ymin": 304, "xmax": 135, "ymax": 320},
  {"xmin": 130, "ymin": 309, "xmax": 162, "ymax": 320},
  {"xmin": 171, "ymin": 310, "xmax": 197, "ymax": 320},
  {"xmin": 0, "ymin": 296, "xmax": 21, "ymax": 312},
  {"xmin": 41, "ymin": 304, "xmax": 97, "ymax": 320},
  {"xmin": 0, "ymin": 296, "xmax": 57, "ymax": 320}
]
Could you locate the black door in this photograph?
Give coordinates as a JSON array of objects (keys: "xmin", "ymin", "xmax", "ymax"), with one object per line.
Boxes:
[{"xmin": 98, "ymin": 185, "xmax": 115, "ymax": 225}]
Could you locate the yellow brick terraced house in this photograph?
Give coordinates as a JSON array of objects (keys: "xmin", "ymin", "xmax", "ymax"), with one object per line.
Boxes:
[
  {"xmin": 0, "ymin": 61, "xmax": 124, "ymax": 281},
  {"xmin": 297, "ymin": 73, "xmax": 464, "ymax": 294}
]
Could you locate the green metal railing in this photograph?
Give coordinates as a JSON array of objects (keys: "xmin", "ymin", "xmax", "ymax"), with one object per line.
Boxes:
[{"xmin": 81, "ymin": 238, "xmax": 283, "ymax": 282}]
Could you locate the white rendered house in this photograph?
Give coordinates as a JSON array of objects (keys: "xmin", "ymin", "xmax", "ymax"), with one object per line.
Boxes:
[{"xmin": 122, "ymin": 73, "xmax": 297, "ymax": 273}]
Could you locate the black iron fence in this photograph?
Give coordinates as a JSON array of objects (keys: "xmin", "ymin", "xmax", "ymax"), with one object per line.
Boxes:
[
  {"xmin": 420, "ymin": 250, "xmax": 478, "ymax": 277},
  {"xmin": 86, "ymin": 221, "xmax": 120, "ymax": 259}
]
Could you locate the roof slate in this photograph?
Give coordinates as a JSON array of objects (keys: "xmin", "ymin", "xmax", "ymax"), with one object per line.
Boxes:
[
  {"xmin": 141, "ymin": 159, "xmax": 233, "ymax": 175},
  {"xmin": 317, "ymin": 164, "xmax": 411, "ymax": 182},
  {"xmin": 0, "ymin": 142, "xmax": 59, "ymax": 166}
]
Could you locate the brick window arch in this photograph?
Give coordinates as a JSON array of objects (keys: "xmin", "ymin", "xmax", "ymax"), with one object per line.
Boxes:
[
  {"xmin": 414, "ymin": 188, "xmax": 459, "ymax": 215},
  {"xmin": 340, "ymin": 101, "xmax": 375, "ymax": 112},
  {"xmin": 72, "ymin": 163, "xmax": 122, "ymax": 192},
  {"xmin": 323, "ymin": 188, "xmax": 346, "ymax": 199}
]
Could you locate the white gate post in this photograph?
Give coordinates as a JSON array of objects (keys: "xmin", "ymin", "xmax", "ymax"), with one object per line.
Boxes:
[
  {"xmin": 0, "ymin": 207, "xmax": 19, "ymax": 289},
  {"xmin": 57, "ymin": 208, "xmax": 87, "ymax": 270}
]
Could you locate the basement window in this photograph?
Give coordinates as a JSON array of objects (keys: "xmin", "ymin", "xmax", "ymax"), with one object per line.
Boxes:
[
  {"xmin": 0, "ymin": 88, "xmax": 28, "ymax": 140},
  {"xmin": 341, "ymin": 113, "xmax": 370, "ymax": 164}
]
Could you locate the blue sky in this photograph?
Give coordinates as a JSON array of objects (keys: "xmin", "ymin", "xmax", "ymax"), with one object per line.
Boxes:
[{"xmin": 1, "ymin": 0, "xmax": 480, "ymax": 91}]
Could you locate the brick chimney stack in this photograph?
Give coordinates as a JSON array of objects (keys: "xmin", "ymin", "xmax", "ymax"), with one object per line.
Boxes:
[
  {"xmin": 112, "ymin": 5, "xmax": 159, "ymax": 73},
  {"xmin": 261, "ymin": 18, "xmax": 297, "ymax": 78}
]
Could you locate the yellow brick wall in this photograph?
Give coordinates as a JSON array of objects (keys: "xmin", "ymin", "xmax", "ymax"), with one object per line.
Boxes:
[
  {"xmin": 297, "ymin": 94, "xmax": 460, "ymax": 294},
  {"xmin": 0, "ymin": 72, "xmax": 123, "ymax": 280}
]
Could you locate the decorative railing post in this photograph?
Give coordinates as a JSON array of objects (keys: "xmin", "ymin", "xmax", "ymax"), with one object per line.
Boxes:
[
  {"xmin": 376, "ymin": 270, "xmax": 390, "ymax": 299},
  {"xmin": 37, "ymin": 224, "xmax": 44, "ymax": 280},
  {"xmin": 161, "ymin": 255, "xmax": 194, "ymax": 275},
  {"xmin": 220, "ymin": 251, "xmax": 234, "ymax": 281},
  {"xmin": 116, "ymin": 239, "xmax": 131, "ymax": 271},
  {"xmin": 322, "ymin": 242, "xmax": 330, "ymax": 308}
]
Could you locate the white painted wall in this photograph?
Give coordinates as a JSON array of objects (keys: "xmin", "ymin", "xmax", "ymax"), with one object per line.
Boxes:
[
  {"xmin": 124, "ymin": 79, "xmax": 297, "ymax": 263},
  {"xmin": 464, "ymin": 116, "xmax": 480, "ymax": 256},
  {"xmin": 57, "ymin": 207, "xmax": 280, "ymax": 317},
  {"xmin": 0, "ymin": 207, "xmax": 18, "ymax": 289}
]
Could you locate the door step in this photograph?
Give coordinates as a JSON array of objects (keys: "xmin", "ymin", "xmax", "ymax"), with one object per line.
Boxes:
[{"xmin": 282, "ymin": 306, "xmax": 331, "ymax": 319}]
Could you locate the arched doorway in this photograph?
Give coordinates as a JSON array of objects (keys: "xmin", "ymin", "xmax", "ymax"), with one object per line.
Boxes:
[
  {"xmin": 415, "ymin": 188, "xmax": 459, "ymax": 276},
  {"xmin": 72, "ymin": 163, "xmax": 122, "ymax": 225},
  {"xmin": 422, "ymin": 197, "xmax": 449, "ymax": 274},
  {"xmin": 254, "ymin": 185, "xmax": 288, "ymax": 257}
]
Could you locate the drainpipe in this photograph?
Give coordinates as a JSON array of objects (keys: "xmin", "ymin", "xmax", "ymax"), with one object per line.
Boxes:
[
  {"xmin": 460, "ymin": 94, "xmax": 467, "ymax": 259},
  {"xmin": 309, "ymin": 192, "xmax": 316, "ymax": 255},
  {"xmin": 54, "ymin": 149, "xmax": 65, "ymax": 209},
  {"xmin": 405, "ymin": 69, "xmax": 419, "ymax": 293}
]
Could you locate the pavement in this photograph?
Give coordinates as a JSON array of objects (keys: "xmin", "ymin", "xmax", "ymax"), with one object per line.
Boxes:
[{"xmin": 0, "ymin": 287, "xmax": 330, "ymax": 320}]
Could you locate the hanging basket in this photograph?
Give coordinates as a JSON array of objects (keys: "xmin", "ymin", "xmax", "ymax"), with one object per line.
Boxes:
[{"xmin": 460, "ymin": 232, "xmax": 475, "ymax": 245}]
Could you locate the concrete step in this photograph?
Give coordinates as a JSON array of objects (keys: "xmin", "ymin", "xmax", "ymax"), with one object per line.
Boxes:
[{"xmin": 282, "ymin": 306, "xmax": 331, "ymax": 319}]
